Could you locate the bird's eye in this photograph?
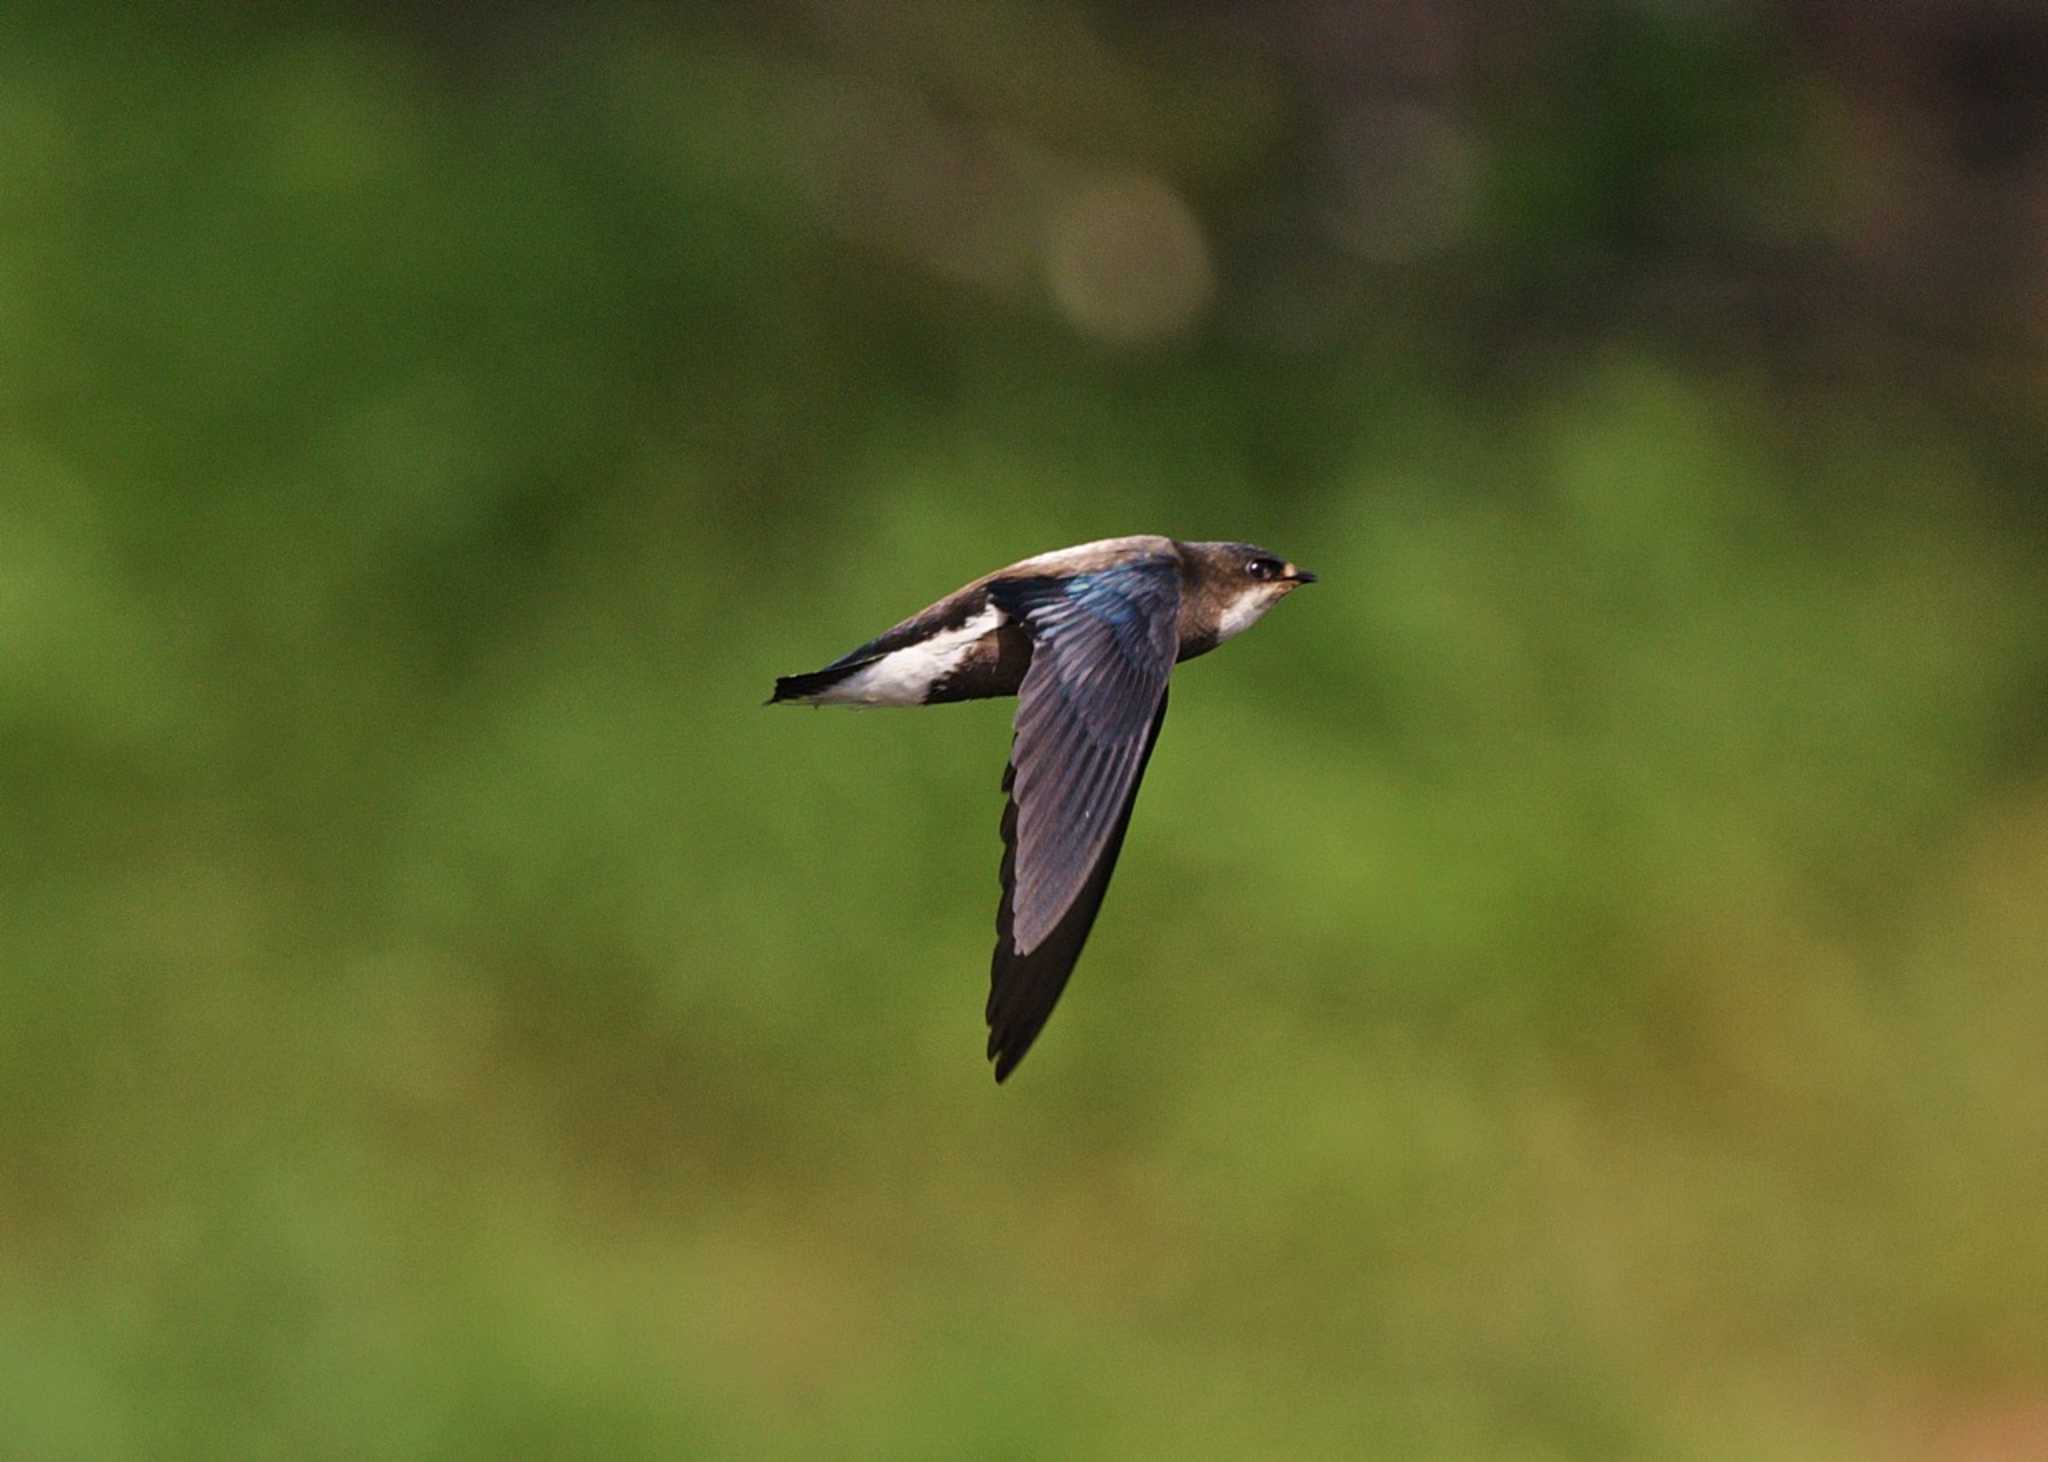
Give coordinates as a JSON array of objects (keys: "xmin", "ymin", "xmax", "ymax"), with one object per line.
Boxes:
[{"xmin": 1246, "ymin": 558, "xmax": 1279, "ymax": 580}]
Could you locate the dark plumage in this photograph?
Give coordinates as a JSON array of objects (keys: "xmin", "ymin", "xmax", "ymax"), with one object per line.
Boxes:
[{"xmin": 770, "ymin": 535, "xmax": 1315, "ymax": 1081}]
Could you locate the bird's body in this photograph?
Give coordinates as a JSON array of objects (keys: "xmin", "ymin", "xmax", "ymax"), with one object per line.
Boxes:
[{"xmin": 771, "ymin": 535, "xmax": 1314, "ymax": 1080}]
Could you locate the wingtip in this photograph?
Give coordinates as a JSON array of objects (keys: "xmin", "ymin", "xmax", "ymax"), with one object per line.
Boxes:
[
  {"xmin": 986, "ymin": 1025, "xmax": 1013, "ymax": 1083},
  {"xmin": 983, "ymin": 960, "xmax": 1055, "ymax": 1084}
]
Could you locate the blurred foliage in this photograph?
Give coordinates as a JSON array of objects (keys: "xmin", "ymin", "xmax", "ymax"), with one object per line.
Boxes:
[{"xmin": 4, "ymin": 2, "xmax": 2047, "ymax": 1459}]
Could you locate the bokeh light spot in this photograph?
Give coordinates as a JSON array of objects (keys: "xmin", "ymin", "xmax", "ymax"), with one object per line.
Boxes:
[{"xmin": 1043, "ymin": 174, "xmax": 1214, "ymax": 345}]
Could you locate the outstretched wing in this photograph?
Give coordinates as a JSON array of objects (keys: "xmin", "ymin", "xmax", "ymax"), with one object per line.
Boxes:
[
  {"xmin": 987, "ymin": 691, "xmax": 1169, "ymax": 1082},
  {"xmin": 983, "ymin": 556, "xmax": 1180, "ymax": 1080}
]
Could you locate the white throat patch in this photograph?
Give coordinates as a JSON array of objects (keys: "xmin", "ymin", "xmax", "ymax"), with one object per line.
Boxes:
[{"xmin": 1214, "ymin": 587, "xmax": 1278, "ymax": 644}]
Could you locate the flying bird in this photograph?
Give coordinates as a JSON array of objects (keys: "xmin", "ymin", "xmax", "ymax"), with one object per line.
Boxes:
[{"xmin": 769, "ymin": 535, "xmax": 1315, "ymax": 1081}]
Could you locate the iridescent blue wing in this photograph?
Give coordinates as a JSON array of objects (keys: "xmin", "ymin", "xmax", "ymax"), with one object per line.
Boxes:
[{"xmin": 983, "ymin": 555, "xmax": 1180, "ymax": 1079}]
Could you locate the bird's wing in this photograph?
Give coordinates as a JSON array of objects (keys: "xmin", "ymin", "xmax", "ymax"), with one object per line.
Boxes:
[
  {"xmin": 987, "ymin": 691, "xmax": 1169, "ymax": 1082},
  {"xmin": 983, "ymin": 556, "xmax": 1180, "ymax": 1079}
]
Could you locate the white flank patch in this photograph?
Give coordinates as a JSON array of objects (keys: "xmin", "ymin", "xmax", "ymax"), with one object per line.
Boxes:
[
  {"xmin": 1213, "ymin": 587, "xmax": 1278, "ymax": 644},
  {"xmin": 820, "ymin": 605, "xmax": 1002, "ymax": 707}
]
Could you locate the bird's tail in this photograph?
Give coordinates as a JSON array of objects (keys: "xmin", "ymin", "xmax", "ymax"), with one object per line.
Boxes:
[{"xmin": 765, "ymin": 661, "xmax": 875, "ymax": 706}]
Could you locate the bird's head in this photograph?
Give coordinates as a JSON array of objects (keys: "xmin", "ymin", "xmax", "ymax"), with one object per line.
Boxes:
[{"xmin": 1189, "ymin": 541, "xmax": 1317, "ymax": 644}]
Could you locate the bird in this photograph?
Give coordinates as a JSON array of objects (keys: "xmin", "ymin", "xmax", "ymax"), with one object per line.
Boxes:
[{"xmin": 769, "ymin": 535, "xmax": 1316, "ymax": 1081}]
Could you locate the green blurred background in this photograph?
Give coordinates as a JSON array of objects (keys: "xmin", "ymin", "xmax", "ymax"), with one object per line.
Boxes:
[{"xmin": 6, "ymin": 1, "xmax": 2047, "ymax": 1457}]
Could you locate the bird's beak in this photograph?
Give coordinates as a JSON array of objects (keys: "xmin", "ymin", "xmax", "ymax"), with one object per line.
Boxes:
[{"xmin": 1284, "ymin": 565, "xmax": 1317, "ymax": 585}]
